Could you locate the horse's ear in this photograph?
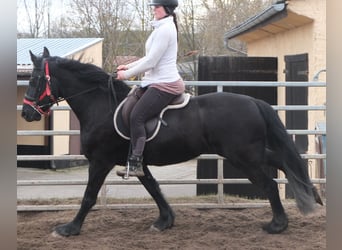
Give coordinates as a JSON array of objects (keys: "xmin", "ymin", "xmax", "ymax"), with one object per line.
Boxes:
[
  {"xmin": 29, "ymin": 50, "xmax": 37, "ymax": 63},
  {"xmin": 43, "ymin": 47, "xmax": 50, "ymax": 58}
]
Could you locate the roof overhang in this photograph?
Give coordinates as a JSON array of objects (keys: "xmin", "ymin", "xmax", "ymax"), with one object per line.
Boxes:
[{"xmin": 224, "ymin": 2, "xmax": 314, "ymax": 44}]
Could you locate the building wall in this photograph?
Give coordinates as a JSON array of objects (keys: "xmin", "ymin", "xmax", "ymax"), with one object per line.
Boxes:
[
  {"xmin": 17, "ymin": 86, "xmax": 46, "ymax": 145},
  {"xmin": 244, "ymin": 0, "xmax": 326, "ymax": 181},
  {"xmin": 52, "ymin": 42, "xmax": 103, "ymax": 155},
  {"xmin": 68, "ymin": 42, "xmax": 103, "ymax": 67}
]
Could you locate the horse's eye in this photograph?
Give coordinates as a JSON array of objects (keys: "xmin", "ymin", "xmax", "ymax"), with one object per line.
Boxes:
[{"xmin": 29, "ymin": 77, "xmax": 39, "ymax": 87}]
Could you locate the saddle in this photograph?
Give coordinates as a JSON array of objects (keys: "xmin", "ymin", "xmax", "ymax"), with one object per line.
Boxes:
[{"xmin": 114, "ymin": 86, "xmax": 191, "ymax": 141}]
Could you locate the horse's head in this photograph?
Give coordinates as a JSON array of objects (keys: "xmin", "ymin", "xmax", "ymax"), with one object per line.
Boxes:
[{"xmin": 22, "ymin": 47, "xmax": 56, "ymax": 122}]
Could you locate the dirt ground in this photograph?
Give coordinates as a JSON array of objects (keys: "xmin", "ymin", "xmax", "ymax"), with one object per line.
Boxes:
[{"xmin": 17, "ymin": 204, "xmax": 325, "ymax": 250}]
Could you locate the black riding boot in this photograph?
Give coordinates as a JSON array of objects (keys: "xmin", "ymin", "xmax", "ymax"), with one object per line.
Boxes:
[{"xmin": 116, "ymin": 155, "xmax": 144, "ymax": 177}]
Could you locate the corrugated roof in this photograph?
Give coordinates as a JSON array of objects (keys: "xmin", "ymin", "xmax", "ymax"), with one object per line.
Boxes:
[{"xmin": 17, "ymin": 38, "xmax": 103, "ymax": 71}]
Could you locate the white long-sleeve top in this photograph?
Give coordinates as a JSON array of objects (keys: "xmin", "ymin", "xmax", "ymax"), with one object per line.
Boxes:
[{"xmin": 122, "ymin": 16, "xmax": 180, "ymax": 87}]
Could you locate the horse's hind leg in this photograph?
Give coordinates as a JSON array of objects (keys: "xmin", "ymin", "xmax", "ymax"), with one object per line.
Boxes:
[
  {"xmin": 239, "ymin": 163, "xmax": 288, "ymax": 234},
  {"xmin": 138, "ymin": 164, "xmax": 175, "ymax": 231},
  {"xmin": 54, "ymin": 160, "xmax": 113, "ymax": 236}
]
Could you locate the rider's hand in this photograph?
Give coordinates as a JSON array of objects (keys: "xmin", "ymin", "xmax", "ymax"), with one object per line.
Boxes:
[
  {"xmin": 116, "ymin": 70, "xmax": 126, "ymax": 80},
  {"xmin": 117, "ymin": 65, "xmax": 128, "ymax": 71}
]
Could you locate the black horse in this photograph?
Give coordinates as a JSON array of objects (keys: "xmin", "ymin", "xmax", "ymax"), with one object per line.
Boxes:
[{"xmin": 22, "ymin": 47, "xmax": 322, "ymax": 236}]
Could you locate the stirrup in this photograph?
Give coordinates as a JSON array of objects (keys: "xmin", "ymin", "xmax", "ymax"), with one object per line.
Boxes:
[{"xmin": 116, "ymin": 155, "xmax": 144, "ymax": 178}]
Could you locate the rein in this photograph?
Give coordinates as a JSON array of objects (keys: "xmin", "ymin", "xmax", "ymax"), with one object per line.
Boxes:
[
  {"xmin": 107, "ymin": 72, "xmax": 119, "ymax": 113},
  {"xmin": 108, "ymin": 72, "xmax": 119, "ymax": 113},
  {"xmin": 40, "ymin": 86, "xmax": 99, "ymax": 109},
  {"xmin": 59, "ymin": 72, "xmax": 120, "ymax": 112}
]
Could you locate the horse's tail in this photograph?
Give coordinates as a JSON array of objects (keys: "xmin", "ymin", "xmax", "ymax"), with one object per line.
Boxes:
[{"xmin": 254, "ymin": 99, "xmax": 323, "ymax": 214}]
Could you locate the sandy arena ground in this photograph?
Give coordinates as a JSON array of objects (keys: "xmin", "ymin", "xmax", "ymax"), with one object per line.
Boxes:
[
  {"xmin": 17, "ymin": 161, "xmax": 326, "ymax": 249},
  {"xmin": 17, "ymin": 205, "xmax": 325, "ymax": 250}
]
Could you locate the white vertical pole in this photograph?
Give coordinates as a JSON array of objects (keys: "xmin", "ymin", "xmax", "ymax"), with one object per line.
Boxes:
[{"xmin": 217, "ymin": 159, "xmax": 224, "ymax": 204}]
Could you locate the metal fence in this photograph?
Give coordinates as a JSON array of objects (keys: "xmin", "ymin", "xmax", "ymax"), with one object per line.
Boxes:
[{"xmin": 17, "ymin": 81, "xmax": 326, "ymax": 211}]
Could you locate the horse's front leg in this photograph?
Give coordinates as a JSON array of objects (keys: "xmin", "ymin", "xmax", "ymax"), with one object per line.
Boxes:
[
  {"xmin": 138, "ymin": 164, "xmax": 175, "ymax": 231},
  {"xmin": 54, "ymin": 160, "xmax": 113, "ymax": 236}
]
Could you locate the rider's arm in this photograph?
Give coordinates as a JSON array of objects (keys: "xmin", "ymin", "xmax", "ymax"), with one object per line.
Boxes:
[{"xmin": 122, "ymin": 26, "xmax": 172, "ymax": 79}]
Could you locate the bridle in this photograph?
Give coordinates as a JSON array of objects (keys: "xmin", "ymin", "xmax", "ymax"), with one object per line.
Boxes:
[
  {"xmin": 23, "ymin": 60, "xmax": 56, "ymax": 116},
  {"xmin": 23, "ymin": 60, "xmax": 101, "ymax": 116}
]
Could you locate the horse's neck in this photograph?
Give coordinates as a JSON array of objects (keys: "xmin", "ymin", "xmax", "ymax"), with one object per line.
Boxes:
[
  {"xmin": 50, "ymin": 59, "xmax": 130, "ymax": 125},
  {"xmin": 61, "ymin": 79, "xmax": 129, "ymax": 126}
]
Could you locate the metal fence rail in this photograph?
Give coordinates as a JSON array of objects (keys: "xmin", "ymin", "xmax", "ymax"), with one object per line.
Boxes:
[
  {"xmin": 17, "ymin": 81, "xmax": 326, "ymax": 211},
  {"xmin": 17, "ymin": 153, "xmax": 326, "ymax": 161},
  {"xmin": 17, "ymin": 129, "xmax": 326, "ymax": 136},
  {"xmin": 17, "ymin": 80, "xmax": 327, "ymax": 87},
  {"xmin": 17, "ymin": 178, "xmax": 327, "ymax": 186},
  {"xmin": 17, "ymin": 105, "xmax": 327, "ymax": 111}
]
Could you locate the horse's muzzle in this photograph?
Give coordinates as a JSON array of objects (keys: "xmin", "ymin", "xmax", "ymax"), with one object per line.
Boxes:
[{"xmin": 21, "ymin": 104, "xmax": 42, "ymax": 122}]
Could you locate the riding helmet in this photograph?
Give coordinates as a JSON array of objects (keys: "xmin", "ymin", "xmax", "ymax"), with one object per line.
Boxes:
[
  {"xmin": 148, "ymin": 0, "xmax": 178, "ymax": 7},
  {"xmin": 148, "ymin": 0, "xmax": 178, "ymax": 15}
]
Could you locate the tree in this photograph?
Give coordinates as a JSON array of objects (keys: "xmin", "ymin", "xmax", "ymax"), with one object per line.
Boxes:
[
  {"xmin": 198, "ymin": 0, "xmax": 273, "ymax": 56},
  {"xmin": 177, "ymin": 0, "xmax": 202, "ymax": 80},
  {"xmin": 176, "ymin": 0, "xmax": 272, "ymax": 80},
  {"xmin": 65, "ymin": 0, "xmax": 135, "ymax": 72},
  {"xmin": 18, "ymin": 0, "xmax": 49, "ymax": 38}
]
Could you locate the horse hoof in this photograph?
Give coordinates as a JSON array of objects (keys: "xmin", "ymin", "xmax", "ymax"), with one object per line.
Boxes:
[
  {"xmin": 262, "ymin": 219, "xmax": 288, "ymax": 234},
  {"xmin": 54, "ymin": 222, "xmax": 80, "ymax": 237},
  {"xmin": 51, "ymin": 230, "xmax": 65, "ymax": 238},
  {"xmin": 149, "ymin": 225, "xmax": 161, "ymax": 232}
]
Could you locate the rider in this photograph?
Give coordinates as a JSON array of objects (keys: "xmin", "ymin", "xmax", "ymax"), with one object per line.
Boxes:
[{"xmin": 116, "ymin": 0, "xmax": 185, "ymax": 177}]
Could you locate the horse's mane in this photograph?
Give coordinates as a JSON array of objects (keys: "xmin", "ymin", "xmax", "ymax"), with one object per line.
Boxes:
[
  {"xmin": 51, "ymin": 57, "xmax": 110, "ymax": 85},
  {"xmin": 49, "ymin": 56, "xmax": 130, "ymax": 97}
]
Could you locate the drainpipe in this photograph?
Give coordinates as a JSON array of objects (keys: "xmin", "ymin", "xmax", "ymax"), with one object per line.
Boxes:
[
  {"xmin": 224, "ymin": 39, "xmax": 247, "ymax": 55},
  {"xmin": 312, "ymin": 69, "xmax": 326, "ymax": 81}
]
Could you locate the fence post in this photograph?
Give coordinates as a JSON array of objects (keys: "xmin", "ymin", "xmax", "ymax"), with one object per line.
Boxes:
[
  {"xmin": 217, "ymin": 159, "xmax": 224, "ymax": 204},
  {"xmin": 100, "ymin": 184, "xmax": 107, "ymax": 207}
]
